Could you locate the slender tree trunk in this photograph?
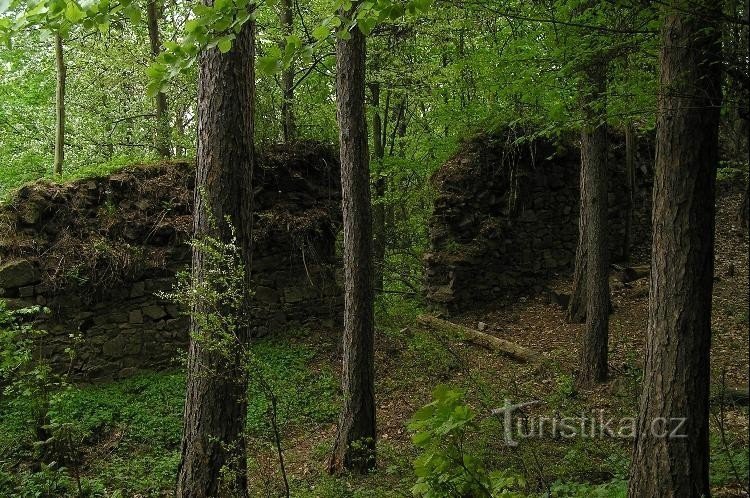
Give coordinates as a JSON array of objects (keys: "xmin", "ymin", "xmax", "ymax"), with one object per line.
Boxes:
[
  {"xmin": 280, "ymin": 0, "xmax": 296, "ymax": 142},
  {"xmin": 567, "ymin": 195, "xmax": 588, "ymax": 323},
  {"xmin": 176, "ymin": 16, "xmax": 255, "ymax": 498},
  {"xmin": 329, "ymin": 9, "xmax": 376, "ymax": 474},
  {"xmin": 369, "ymin": 82, "xmax": 386, "ymax": 292},
  {"xmin": 175, "ymin": 106, "xmax": 186, "ymax": 157},
  {"xmin": 739, "ymin": 180, "xmax": 749, "ymax": 230},
  {"xmin": 622, "ymin": 123, "xmax": 636, "ymax": 262},
  {"xmin": 628, "ymin": 1, "xmax": 722, "ymax": 496},
  {"xmin": 147, "ymin": 0, "xmax": 171, "ymax": 157},
  {"xmin": 54, "ymin": 33, "xmax": 65, "ymax": 176},
  {"xmin": 578, "ymin": 117, "xmax": 609, "ymax": 387}
]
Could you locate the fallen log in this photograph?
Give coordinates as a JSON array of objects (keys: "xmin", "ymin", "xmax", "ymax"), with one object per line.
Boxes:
[
  {"xmin": 612, "ymin": 264, "xmax": 650, "ymax": 283},
  {"xmin": 416, "ymin": 315, "xmax": 538, "ymax": 363}
]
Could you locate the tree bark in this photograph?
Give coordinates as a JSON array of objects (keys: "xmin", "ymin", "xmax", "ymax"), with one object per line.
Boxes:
[
  {"xmin": 329, "ymin": 10, "xmax": 377, "ymax": 474},
  {"xmin": 623, "ymin": 122, "xmax": 636, "ymax": 262},
  {"xmin": 567, "ymin": 186, "xmax": 588, "ymax": 323},
  {"xmin": 280, "ymin": 0, "xmax": 296, "ymax": 142},
  {"xmin": 175, "ymin": 16, "xmax": 256, "ymax": 498},
  {"xmin": 369, "ymin": 82, "xmax": 386, "ymax": 292},
  {"xmin": 147, "ymin": 0, "xmax": 171, "ymax": 157},
  {"xmin": 628, "ymin": 1, "xmax": 722, "ymax": 496},
  {"xmin": 578, "ymin": 117, "xmax": 609, "ymax": 387},
  {"xmin": 54, "ymin": 33, "xmax": 65, "ymax": 176}
]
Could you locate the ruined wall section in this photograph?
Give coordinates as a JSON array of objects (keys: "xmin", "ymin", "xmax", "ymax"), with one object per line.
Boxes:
[
  {"xmin": 0, "ymin": 142, "xmax": 343, "ymax": 380},
  {"xmin": 424, "ymin": 131, "xmax": 653, "ymax": 312}
]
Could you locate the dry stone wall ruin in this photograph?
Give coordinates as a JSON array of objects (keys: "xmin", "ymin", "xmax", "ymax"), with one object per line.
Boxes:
[
  {"xmin": 424, "ymin": 131, "xmax": 654, "ymax": 312},
  {"xmin": 0, "ymin": 143, "xmax": 343, "ymax": 380}
]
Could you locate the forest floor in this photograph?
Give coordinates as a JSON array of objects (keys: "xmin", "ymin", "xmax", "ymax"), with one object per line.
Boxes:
[{"xmin": 1, "ymin": 188, "xmax": 748, "ymax": 497}]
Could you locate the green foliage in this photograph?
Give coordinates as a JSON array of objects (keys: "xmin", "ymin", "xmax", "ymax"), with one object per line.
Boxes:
[
  {"xmin": 408, "ymin": 385, "xmax": 525, "ymax": 497},
  {"xmin": 0, "ymin": 303, "xmax": 59, "ymax": 402},
  {"xmin": 549, "ymin": 479, "xmax": 628, "ymax": 498},
  {"xmin": 245, "ymin": 338, "xmax": 339, "ymax": 436}
]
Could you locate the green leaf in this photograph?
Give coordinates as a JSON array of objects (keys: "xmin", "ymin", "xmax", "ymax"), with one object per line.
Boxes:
[
  {"xmin": 217, "ymin": 37, "xmax": 232, "ymax": 53},
  {"xmin": 64, "ymin": 1, "xmax": 85, "ymax": 22},
  {"xmin": 258, "ymin": 55, "xmax": 281, "ymax": 75},
  {"xmin": 123, "ymin": 4, "xmax": 141, "ymax": 24},
  {"xmin": 312, "ymin": 25, "xmax": 329, "ymax": 41}
]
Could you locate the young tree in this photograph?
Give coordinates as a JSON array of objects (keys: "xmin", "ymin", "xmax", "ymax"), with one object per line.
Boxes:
[
  {"xmin": 577, "ymin": 64, "xmax": 609, "ymax": 386},
  {"xmin": 369, "ymin": 82, "xmax": 386, "ymax": 292},
  {"xmin": 279, "ymin": 0, "xmax": 296, "ymax": 141},
  {"xmin": 53, "ymin": 32, "xmax": 65, "ymax": 175},
  {"xmin": 146, "ymin": 0, "xmax": 171, "ymax": 157},
  {"xmin": 622, "ymin": 122, "xmax": 636, "ymax": 261},
  {"xmin": 628, "ymin": 1, "xmax": 723, "ymax": 495},
  {"xmin": 175, "ymin": 15, "xmax": 256, "ymax": 498},
  {"xmin": 329, "ymin": 3, "xmax": 377, "ymax": 474}
]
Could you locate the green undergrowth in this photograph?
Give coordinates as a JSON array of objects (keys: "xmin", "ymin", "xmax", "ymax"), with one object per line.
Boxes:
[
  {"xmin": 1, "ymin": 299, "xmax": 747, "ymax": 496},
  {"xmin": 0, "ymin": 336, "xmax": 338, "ymax": 497}
]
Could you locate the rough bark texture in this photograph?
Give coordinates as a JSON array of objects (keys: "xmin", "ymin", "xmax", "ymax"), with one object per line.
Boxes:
[
  {"xmin": 628, "ymin": 1, "xmax": 722, "ymax": 496},
  {"xmin": 566, "ymin": 180, "xmax": 588, "ymax": 324},
  {"xmin": 280, "ymin": 0, "xmax": 296, "ymax": 142},
  {"xmin": 175, "ymin": 17, "xmax": 255, "ymax": 498},
  {"xmin": 54, "ymin": 33, "xmax": 65, "ymax": 176},
  {"xmin": 578, "ymin": 122, "xmax": 609, "ymax": 386},
  {"xmin": 329, "ymin": 14, "xmax": 377, "ymax": 474},
  {"xmin": 147, "ymin": 0, "xmax": 171, "ymax": 157},
  {"xmin": 370, "ymin": 82, "xmax": 386, "ymax": 292},
  {"xmin": 623, "ymin": 123, "xmax": 636, "ymax": 262}
]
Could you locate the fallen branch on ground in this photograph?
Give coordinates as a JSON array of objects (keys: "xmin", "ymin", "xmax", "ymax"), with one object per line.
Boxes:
[
  {"xmin": 612, "ymin": 264, "xmax": 650, "ymax": 283},
  {"xmin": 416, "ymin": 314, "xmax": 538, "ymax": 363}
]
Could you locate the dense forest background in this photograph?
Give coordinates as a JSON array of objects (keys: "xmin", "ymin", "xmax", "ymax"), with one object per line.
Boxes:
[{"xmin": 0, "ymin": 0, "xmax": 748, "ymax": 496}]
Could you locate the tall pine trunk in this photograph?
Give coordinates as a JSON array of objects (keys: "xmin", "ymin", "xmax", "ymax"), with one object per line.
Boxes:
[
  {"xmin": 175, "ymin": 17, "xmax": 255, "ymax": 498},
  {"xmin": 280, "ymin": 0, "xmax": 296, "ymax": 142},
  {"xmin": 578, "ymin": 120, "xmax": 609, "ymax": 386},
  {"xmin": 329, "ymin": 12, "xmax": 377, "ymax": 474},
  {"xmin": 622, "ymin": 123, "xmax": 636, "ymax": 262},
  {"xmin": 628, "ymin": 1, "xmax": 722, "ymax": 496},
  {"xmin": 54, "ymin": 33, "xmax": 65, "ymax": 176}
]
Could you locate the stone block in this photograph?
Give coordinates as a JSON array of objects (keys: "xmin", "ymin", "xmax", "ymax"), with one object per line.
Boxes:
[
  {"xmin": 130, "ymin": 281, "xmax": 146, "ymax": 298},
  {"xmin": 254, "ymin": 286, "xmax": 279, "ymax": 304},
  {"xmin": 142, "ymin": 305, "xmax": 167, "ymax": 320},
  {"xmin": 129, "ymin": 309, "xmax": 143, "ymax": 324},
  {"xmin": 0, "ymin": 260, "xmax": 40, "ymax": 289},
  {"xmin": 18, "ymin": 285, "xmax": 35, "ymax": 297},
  {"xmin": 102, "ymin": 335, "xmax": 126, "ymax": 358}
]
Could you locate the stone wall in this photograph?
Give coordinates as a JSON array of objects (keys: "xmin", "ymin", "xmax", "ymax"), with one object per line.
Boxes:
[
  {"xmin": 0, "ymin": 142, "xmax": 343, "ymax": 380},
  {"xmin": 424, "ymin": 131, "xmax": 653, "ymax": 312}
]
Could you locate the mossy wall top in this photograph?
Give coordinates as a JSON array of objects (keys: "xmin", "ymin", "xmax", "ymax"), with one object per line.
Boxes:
[{"xmin": 0, "ymin": 142, "xmax": 343, "ymax": 380}]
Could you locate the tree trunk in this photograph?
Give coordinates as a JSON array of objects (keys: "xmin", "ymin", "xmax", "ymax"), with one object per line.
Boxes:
[
  {"xmin": 329, "ymin": 10, "xmax": 376, "ymax": 474},
  {"xmin": 54, "ymin": 33, "xmax": 65, "ymax": 176},
  {"xmin": 623, "ymin": 123, "xmax": 636, "ymax": 262},
  {"xmin": 739, "ymin": 181, "xmax": 749, "ymax": 230},
  {"xmin": 369, "ymin": 82, "xmax": 386, "ymax": 292},
  {"xmin": 175, "ymin": 105, "xmax": 186, "ymax": 157},
  {"xmin": 628, "ymin": 1, "xmax": 722, "ymax": 496},
  {"xmin": 578, "ymin": 119, "xmax": 609, "ymax": 386},
  {"xmin": 147, "ymin": 0, "xmax": 171, "ymax": 157},
  {"xmin": 175, "ymin": 16, "xmax": 256, "ymax": 498},
  {"xmin": 280, "ymin": 0, "xmax": 296, "ymax": 142},
  {"xmin": 567, "ymin": 191, "xmax": 588, "ymax": 323}
]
